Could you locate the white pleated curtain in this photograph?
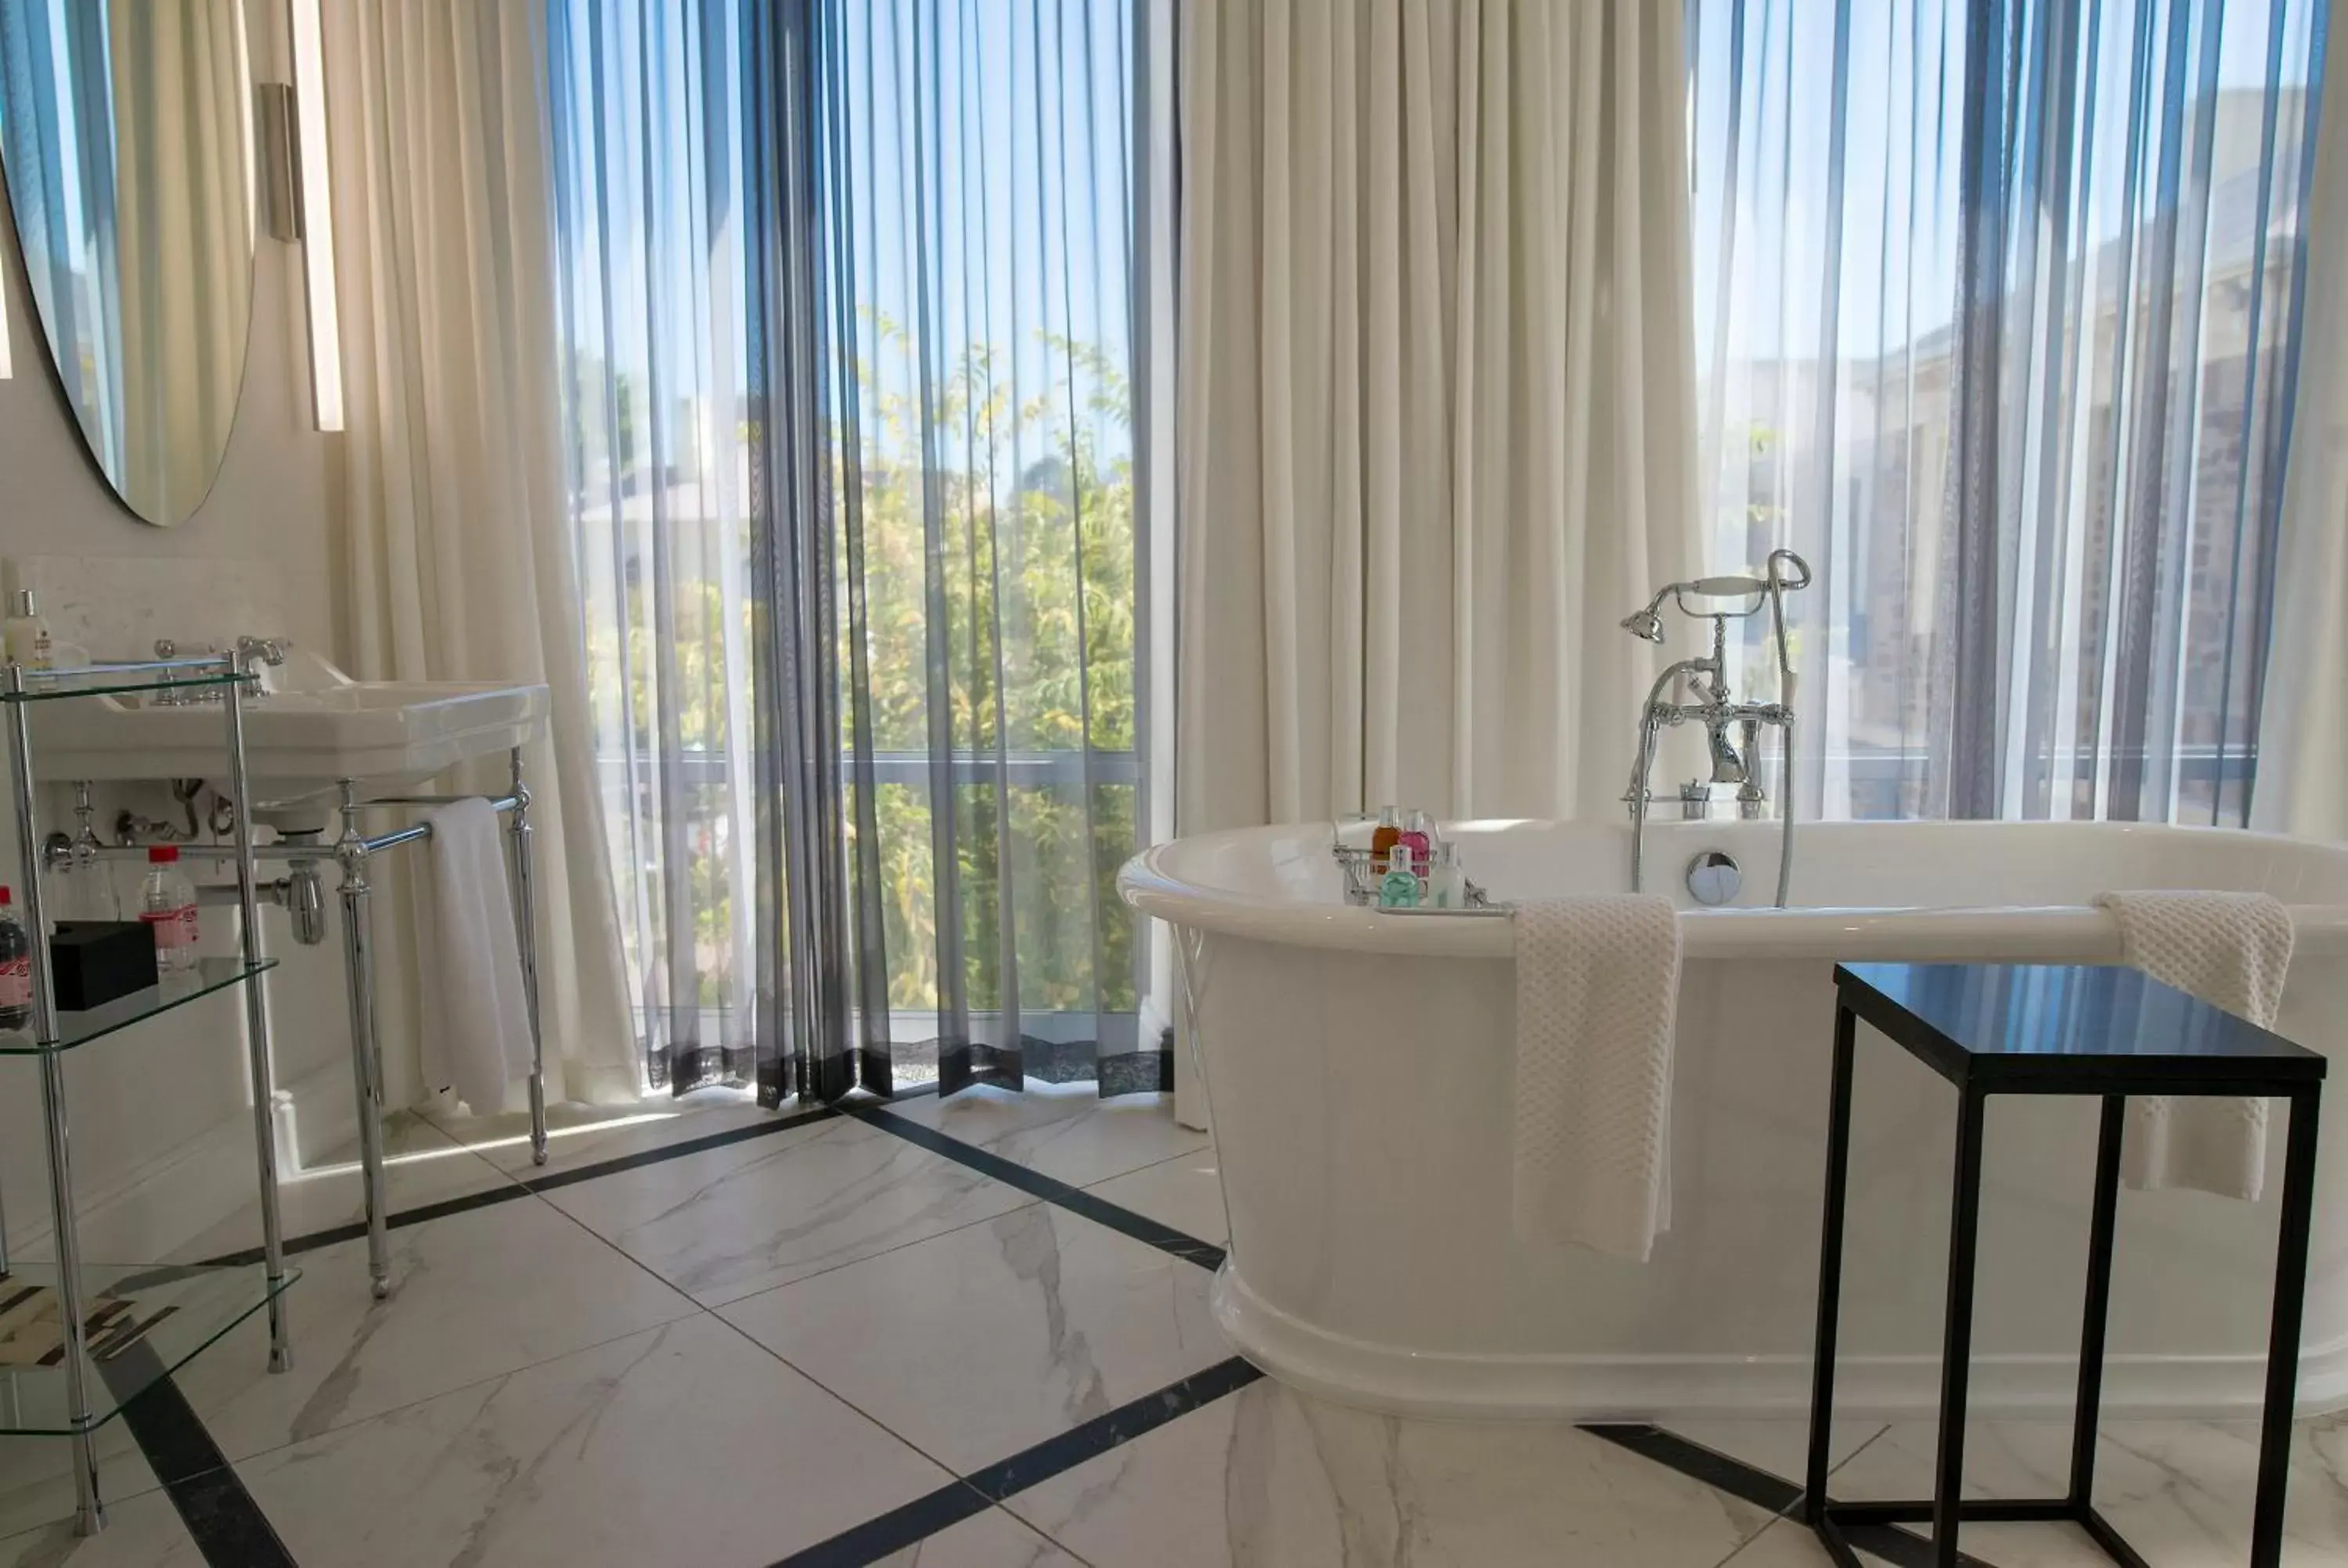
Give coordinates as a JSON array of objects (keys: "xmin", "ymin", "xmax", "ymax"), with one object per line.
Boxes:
[
  {"xmin": 1176, "ymin": 0, "xmax": 1700, "ymax": 832},
  {"xmin": 2254, "ymin": 29, "xmax": 2348, "ymax": 840},
  {"xmin": 322, "ymin": 0, "xmax": 639, "ymax": 1108}
]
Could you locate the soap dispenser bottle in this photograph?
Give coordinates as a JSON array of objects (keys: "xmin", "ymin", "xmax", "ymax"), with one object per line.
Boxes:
[
  {"xmin": 1428, "ymin": 840, "xmax": 1464, "ymax": 908},
  {"xmin": 4, "ymin": 592, "xmax": 52, "ymax": 670}
]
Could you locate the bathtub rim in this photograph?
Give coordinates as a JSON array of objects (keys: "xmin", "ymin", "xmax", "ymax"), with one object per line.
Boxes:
[{"xmin": 1121, "ymin": 820, "xmax": 2348, "ymax": 960}]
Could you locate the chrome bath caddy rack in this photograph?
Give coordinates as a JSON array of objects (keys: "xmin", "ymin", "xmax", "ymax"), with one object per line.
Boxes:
[{"xmin": 1331, "ymin": 822, "xmax": 1509, "ymax": 916}]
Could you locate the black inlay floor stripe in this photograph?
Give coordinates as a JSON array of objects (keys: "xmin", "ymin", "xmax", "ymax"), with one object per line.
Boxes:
[
  {"xmin": 1584, "ymin": 1424, "xmax": 2007, "ymax": 1568},
  {"xmin": 848, "ymin": 1102, "xmax": 1227, "ymax": 1270},
  {"xmin": 771, "ymin": 1357, "xmax": 1266, "ymax": 1567},
  {"xmin": 765, "ymin": 1481, "xmax": 997, "ymax": 1566},
  {"xmin": 518, "ymin": 1101, "xmax": 843, "ymax": 1194},
  {"xmin": 189, "ymin": 1098, "xmax": 851, "ymax": 1270},
  {"xmin": 1582, "ymin": 1423, "xmax": 1802, "ymax": 1514},
  {"xmin": 103, "ymin": 1344, "xmax": 295, "ymax": 1567},
  {"xmin": 962, "ymin": 1355, "xmax": 1263, "ymax": 1500}
]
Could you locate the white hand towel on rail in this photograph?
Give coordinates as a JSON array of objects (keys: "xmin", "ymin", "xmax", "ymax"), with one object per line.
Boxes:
[
  {"xmin": 2094, "ymin": 890, "xmax": 2294, "ymax": 1202},
  {"xmin": 418, "ymin": 798, "xmax": 535, "ymax": 1114},
  {"xmin": 1511, "ymin": 895, "xmax": 1683, "ymax": 1261}
]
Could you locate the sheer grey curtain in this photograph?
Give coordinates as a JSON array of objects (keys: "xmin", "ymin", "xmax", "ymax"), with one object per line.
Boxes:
[
  {"xmin": 1689, "ymin": 0, "xmax": 2326, "ymax": 825},
  {"xmin": 550, "ymin": 0, "xmax": 775, "ymax": 1098},
  {"xmin": 550, "ymin": 0, "xmax": 1152, "ymax": 1103},
  {"xmin": 812, "ymin": 0, "xmax": 1152, "ymax": 1098}
]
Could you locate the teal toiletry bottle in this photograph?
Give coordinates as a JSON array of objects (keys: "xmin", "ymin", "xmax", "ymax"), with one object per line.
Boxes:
[{"xmin": 1378, "ymin": 856, "xmax": 1423, "ymax": 909}]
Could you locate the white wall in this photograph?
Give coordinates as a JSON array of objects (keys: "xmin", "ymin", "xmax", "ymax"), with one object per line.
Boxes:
[{"xmin": 0, "ymin": 0, "xmax": 357, "ymax": 1260}]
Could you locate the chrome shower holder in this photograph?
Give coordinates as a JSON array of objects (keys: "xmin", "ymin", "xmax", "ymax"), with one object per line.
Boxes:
[{"xmin": 1620, "ymin": 549, "xmax": 1812, "ymax": 907}]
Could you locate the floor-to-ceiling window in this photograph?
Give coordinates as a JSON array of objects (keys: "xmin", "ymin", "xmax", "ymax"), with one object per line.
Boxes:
[
  {"xmin": 1689, "ymin": 0, "xmax": 2325, "ymax": 825},
  {"xmin": 547, "ymin": 0, "xmax": 1146, "ymax": 1098}
]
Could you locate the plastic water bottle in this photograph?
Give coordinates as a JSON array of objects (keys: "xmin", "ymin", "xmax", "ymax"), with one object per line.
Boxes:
[
  {"xmin": 0, "ymin": 886, "xmax": 30, "ymax": 1031},
  {"xmin": 139, "ymin": 847, "xmax": 200, "ymax": 975}
]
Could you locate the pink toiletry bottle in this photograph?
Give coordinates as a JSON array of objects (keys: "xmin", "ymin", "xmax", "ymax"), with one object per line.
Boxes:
[
  {"xmin": 1399, "ymin": 810, "xmax": 1434, "ymax": 877},
  {"xmin": 0, "ymin": 886, "xmax": 29, "ymax": 1032}
]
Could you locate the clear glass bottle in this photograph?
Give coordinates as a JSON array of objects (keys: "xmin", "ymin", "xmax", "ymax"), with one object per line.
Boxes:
[
  {"xmin": 1428, "ymin": 840, "xmax": 1464, "ymax": 908},
  {"xmin": 139, "ymin": 846, "xmax": 200, "ymax": 975},
  {"xmin": 0, "ymin": 886, "xmax": 30, "ymax": 1031}
]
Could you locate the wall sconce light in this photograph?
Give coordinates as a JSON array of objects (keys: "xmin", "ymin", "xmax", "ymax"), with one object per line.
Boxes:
[{"xmin": 286, "ymin": 0, "xmax": 341, "ymax": 431}]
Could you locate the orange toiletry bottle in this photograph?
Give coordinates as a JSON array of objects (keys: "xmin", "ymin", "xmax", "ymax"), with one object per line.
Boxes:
[{"xmin": 1369, "ymin": 805, "xmax": 1402, "ymax": 875}]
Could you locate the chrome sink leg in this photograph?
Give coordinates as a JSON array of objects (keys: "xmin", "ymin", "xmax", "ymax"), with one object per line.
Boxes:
[
  {"xmin": 336, "ymin": 787, "xmax": 392, "ymax": 1300},
  {"xmin": 226, "ymin": 670, "xmax": 293, "ymax": 1372},
  {"xmin": 507, "ymin": 746, "xmax": 548, "ymax": 1167}
]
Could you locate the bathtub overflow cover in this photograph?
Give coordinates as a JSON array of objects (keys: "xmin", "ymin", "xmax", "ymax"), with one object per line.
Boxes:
[{"xmin": 1685, "ymin": 850, "xmax": 1741, "ymax": 906}]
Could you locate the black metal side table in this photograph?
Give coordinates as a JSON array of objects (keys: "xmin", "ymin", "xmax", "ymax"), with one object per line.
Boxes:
[{"xmin": 1805, "ymin": 962, "xmax": 2326, "ymax": 1568}]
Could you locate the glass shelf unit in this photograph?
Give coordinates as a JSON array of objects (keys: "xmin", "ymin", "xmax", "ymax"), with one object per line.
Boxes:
[
  {"xmin": 0, "ymin": 959, "xmax": 277, "ymax": 1056},
  {"xmin": 0, "ymin": 671, "xmax": 243, "ymax": 703},
  {"xmin": 0, "ymin": 1261, "xmax": 299, "ymax": 1435}
]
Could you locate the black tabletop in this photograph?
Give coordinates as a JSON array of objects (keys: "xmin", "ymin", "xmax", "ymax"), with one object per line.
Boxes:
[{"xmin": 1834, "ymin": 962, "xmax": 2325, "ymax": 1091}]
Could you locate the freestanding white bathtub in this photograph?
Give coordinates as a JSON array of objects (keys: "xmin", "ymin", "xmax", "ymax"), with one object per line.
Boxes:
[{"xmin": 1120, "ymin": 818, "xmax": 2348, "ymax": 1423}]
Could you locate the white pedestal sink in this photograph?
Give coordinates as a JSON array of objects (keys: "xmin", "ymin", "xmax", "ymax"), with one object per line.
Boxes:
[{"xmin": 26, "ymin": 648, "xmax": 548, "ymax": 800}]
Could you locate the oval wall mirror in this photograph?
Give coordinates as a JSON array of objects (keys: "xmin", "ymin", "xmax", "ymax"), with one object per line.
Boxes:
[{"xmin": 0, "ymin": 0, "xmax": 257, "ymax": 527}]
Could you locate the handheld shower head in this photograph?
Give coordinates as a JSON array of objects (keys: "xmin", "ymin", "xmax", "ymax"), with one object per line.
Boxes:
[{"xmin": 1621, "ymin": 605, "xmax": 1667, "ymax": 643}]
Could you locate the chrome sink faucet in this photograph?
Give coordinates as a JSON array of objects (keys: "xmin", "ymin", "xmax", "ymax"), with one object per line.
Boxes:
[
  {"xmin": 1620, "ymin": 550, "xmax": 1811, "ymax": 906},
  {"xmin": 149, "ymin": 636, "xmax": 288, "ymax": 705}
]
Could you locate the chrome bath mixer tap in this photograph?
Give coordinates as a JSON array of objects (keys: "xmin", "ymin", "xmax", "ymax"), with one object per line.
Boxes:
[{"xmin": 1620, "ymin": 549, "xmax": 1811, "ymax": 906}]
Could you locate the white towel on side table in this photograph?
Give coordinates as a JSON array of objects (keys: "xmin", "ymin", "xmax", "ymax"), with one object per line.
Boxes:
[
  {"xmin": 1511, "ymin": 895, "xmax": 1684, "ymax": 1261},
  {"xmin": 2094, "ymin": 890, "xmax": 2295, "ymax": 1201},
  {"xmin": 419, "ymin": 798, "xmax": 536, "ymax": 1114}
]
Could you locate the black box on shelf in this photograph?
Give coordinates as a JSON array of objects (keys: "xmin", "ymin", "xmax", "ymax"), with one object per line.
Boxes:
[{"xmin": 49, "ymin": 922, "xmax": 158, "ymax": 1012}]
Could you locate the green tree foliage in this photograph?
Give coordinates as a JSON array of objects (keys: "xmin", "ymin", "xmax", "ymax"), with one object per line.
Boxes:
[
  {"xmin": 578, "ymin": 322, "xmax": 1138, "ymax": 1026},
  {"xmin": 844, "ymin": 317, "xmax": 1137, "ymax": 1017}
]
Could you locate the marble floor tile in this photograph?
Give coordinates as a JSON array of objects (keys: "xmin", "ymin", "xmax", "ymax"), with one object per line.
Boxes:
[
  {"xmin": 171, "ymin": 1195, "xmax": 697, "ymax": 1463},
  {"xmin": 1826, "ymin": 1414, "xmax": 2348, "ymax": 1565},
  {"xmin": 236, "ymin": 1314, "xmax": 955, "ymax": 1568},
  {"xmin": 426, "ymin": 1087, "xmax": 776, "ymax": 1179},
  {"xmin": 546, "ymin": 1113, "xmax": 1036, "ymax": 1307},
  {"xmin": 891, "ymin": 1084, "xmax": 1210, "ymax": 1188},
  {"xmin": 1718, "ymin": 1518, "xmax": 1837, "ymax": 1564},
  {"xmin": 25, "ymin": 1113, "xmax": 514, "ymax": 1271},
  {"xmin": 164, "ymin": 1111, "xmax": 517, "ymax": 1262},
  {"xmin": 1086, "ymin": 1149, "xmax": 1228, "ymax": 1247},
  {"xmin": 873, "ymin": 1506, "xmax": 1089, "ymax": 1566},
  {"xmin": 0, "ymin": 1487, "xmax": 201, "ymax": 1567},
  {"xmin": 721, "ymin": 1203, "xmax": 1226, "ymax": 1473},
  {"xmin": 0, "ymin": 1428, "xmax": 158, "ymax": 1545},
  {"xmin": 1007, "ymin": 1376, "xmax": 1792, "ymax": 1568}
]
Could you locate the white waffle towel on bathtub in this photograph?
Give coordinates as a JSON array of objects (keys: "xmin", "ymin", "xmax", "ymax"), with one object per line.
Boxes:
[
  {"xmin": 1511, "ymin": 895, "xmax": 1684, "ymax": 1261},
  {"xmin": 2094, "ymin": 890, "xmax": 2294, "ymax": 1202}
]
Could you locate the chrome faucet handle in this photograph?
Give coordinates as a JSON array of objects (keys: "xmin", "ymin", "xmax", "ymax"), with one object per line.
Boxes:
[{"xmin": 235, "ymin": 635, "xmax": 290, "ymax": 670}]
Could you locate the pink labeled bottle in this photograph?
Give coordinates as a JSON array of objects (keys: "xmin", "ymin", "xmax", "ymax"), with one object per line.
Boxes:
[
  {"xmin": 1399, "ymin": 809, "xmax": 1435, "ymax": 876},
  {"xmin": 140, "ymin": 847, "xmax": 200, "ymax": 975},
  {"xmin": 0, "ymin": 886, "xmax": 29, "ymax": 1031}
]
